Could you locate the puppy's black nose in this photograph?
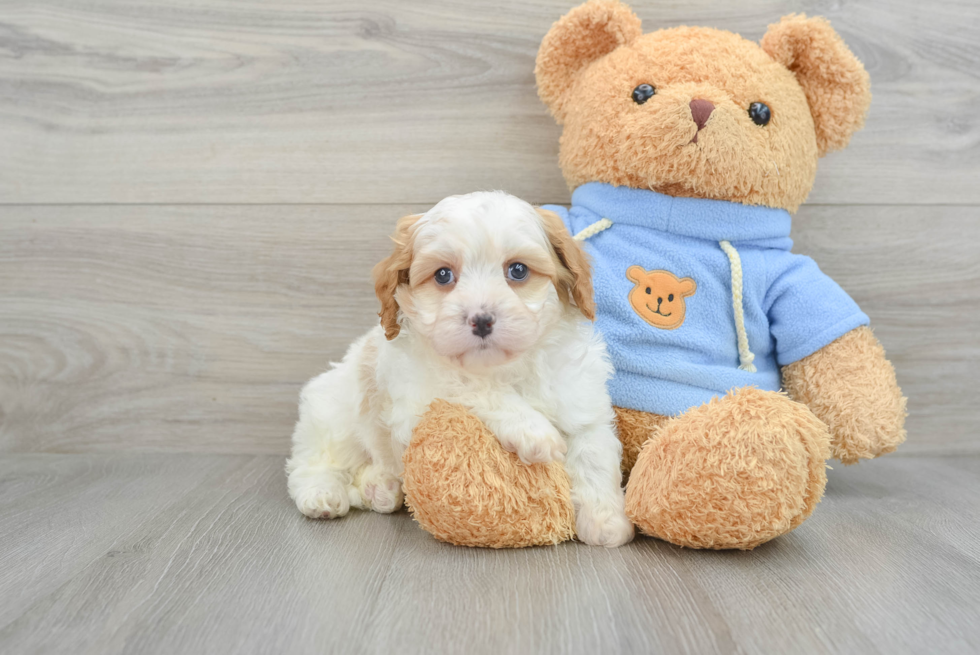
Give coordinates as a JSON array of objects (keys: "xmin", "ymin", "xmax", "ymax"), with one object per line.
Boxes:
[{"xmin": 471, "ymin": 313, "xmax": 494, "ymax": 338}]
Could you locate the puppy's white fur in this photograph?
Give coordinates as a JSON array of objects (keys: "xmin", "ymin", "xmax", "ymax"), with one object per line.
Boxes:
[{"xmin": 286, "ymin": 191, "xmax": 633, "ymax": 547}]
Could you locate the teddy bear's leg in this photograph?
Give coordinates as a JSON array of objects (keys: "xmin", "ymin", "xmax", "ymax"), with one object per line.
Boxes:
[
  {"xmin": 782, "ymin": 326, "xmax": 907, "ymax": 464},
  {"xmin": 624, "ymin": 388, "xmax": 831, "ymax": 550},
  {"xmin": 402, "ymin": 400, "xmax": 575, "ymax": 548},
  {"xmin": 613, "ymin": 407, "xmax": 672, "ymax": 475}
]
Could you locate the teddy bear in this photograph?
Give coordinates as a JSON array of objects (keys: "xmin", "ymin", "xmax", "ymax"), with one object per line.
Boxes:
[{"xmin": 401, "ymin": 0, "xmax": 907, "ymax": 550}]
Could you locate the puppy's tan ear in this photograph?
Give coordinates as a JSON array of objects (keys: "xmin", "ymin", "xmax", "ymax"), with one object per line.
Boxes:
[
  {"xmin": 761, "ymin": 14, "xmax": 871, "ymax": 157},
  {"xmin": 535, "ymin": 0, "xmax": 642, "ymax": 123},
  {"xmin": 372, "ymin": 214, "xmax": 422, "ymax": 340},
  {"xmin": 537, "ymin": 208, "xmax": 595, "ymax": 320}
]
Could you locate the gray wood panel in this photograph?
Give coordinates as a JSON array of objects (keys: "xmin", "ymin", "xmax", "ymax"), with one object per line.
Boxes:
[
  {"xmin": 0, "ymin": 204, "xmax": 411, "ymax": 454},
  {"xmin": 1, "ymin": 0, "xmax": 977, "ymax": 205},
  {"xmin": 0, "ymin": 453, "xmax": 978, "ymax": 654},
  {"xmin": 0, "ymin": 454, "xmax": 256, "ymax": 630},
  {"xmin": 1, "ymin": 204, "xmax": 976, "ymax": 455}
]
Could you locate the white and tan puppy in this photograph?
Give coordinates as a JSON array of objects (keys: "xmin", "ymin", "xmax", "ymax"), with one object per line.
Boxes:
[{"xmin": 286, "ymin": 191, "xmax": 633, "ymax": 547}]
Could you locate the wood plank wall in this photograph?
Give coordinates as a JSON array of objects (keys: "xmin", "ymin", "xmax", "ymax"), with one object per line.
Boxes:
[{"xmin": 1, "ymin": 0, "xmax": 977, "ymax": 455}]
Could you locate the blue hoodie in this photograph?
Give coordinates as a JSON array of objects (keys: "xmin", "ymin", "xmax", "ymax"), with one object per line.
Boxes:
[{"xmin": 543, "ymin": 182, "xmax": 868, "ymax": 417}]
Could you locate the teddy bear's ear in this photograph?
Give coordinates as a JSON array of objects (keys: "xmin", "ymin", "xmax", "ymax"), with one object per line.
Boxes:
[
  {"xmin": 761, "ymin": 14, "xmax": 871, "ymax": 157},
  {"xmin": 625, "ymin": 265, "xmax": 645, "ymax": 283},
  {"xmin": 536, "ymin": 0, "xmax": 642, "ymax": 123}
]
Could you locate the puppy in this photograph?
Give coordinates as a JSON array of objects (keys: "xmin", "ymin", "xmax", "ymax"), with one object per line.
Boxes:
[{"xmin": 286, "ymin": 191, "xmax": 633, "ymax": 547}]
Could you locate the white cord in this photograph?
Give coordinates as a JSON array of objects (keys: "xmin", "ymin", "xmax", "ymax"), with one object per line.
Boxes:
[
  {"xmin": 719, "ymin": 240, "xmax": 757, "ymax": 372},
  {"xmin": 573, "ymin": 218, "xmax": 613, "ymax": 241}
]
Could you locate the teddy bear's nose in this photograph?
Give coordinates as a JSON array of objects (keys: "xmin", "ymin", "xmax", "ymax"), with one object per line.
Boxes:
[{"xmin": 689, "ymin": 99, "xmax": 715, "ymax": 130}]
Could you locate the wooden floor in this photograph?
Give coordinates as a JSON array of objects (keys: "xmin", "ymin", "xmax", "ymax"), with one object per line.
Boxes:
[
  {"xmin": 0, "ymin": 454, "xmax": 977, "ymax": 655},
  {"xmin": 3, "ymin": 0, "xmax": 980, "ymax": 653}
]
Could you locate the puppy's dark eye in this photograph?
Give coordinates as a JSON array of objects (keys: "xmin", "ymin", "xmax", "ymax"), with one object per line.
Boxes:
[
  {"xmin": 507, "ymin": 262, "xmax": 529, "ymax": 281},
  {"xmin": 749, "ymin": 102, "xmax": 771, "ymax": 126},
  {"xmin": 434, "ymin": 267, "xmax": 454, "ymax": 285},
  {"xmin": 668, "ymin": 294, "xmax": 674, "ymax": 302},
  {"xmin": 632, "ymin": 84, "xmax": 656, "ymax": 105},
  {"xmin": 645, "ymin": 287, "xmax": 651, "ymax": 294}
]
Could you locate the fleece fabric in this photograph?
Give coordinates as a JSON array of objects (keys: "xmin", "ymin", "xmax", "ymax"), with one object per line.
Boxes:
[{"xmin": 544, "ymin": 182, "xmax": 869, "ymax": 416}]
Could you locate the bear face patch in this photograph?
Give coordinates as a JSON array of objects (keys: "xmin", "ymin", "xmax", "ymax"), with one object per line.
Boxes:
[{"xmin": 626, "ymin": 266, "xmax": 697, "ymax": 330}]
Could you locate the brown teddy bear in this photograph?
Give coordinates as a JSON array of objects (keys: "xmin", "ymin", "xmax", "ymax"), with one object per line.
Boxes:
[{"xmin": 402, "ymin": 0, "xmax": 907, "ymax": 550}]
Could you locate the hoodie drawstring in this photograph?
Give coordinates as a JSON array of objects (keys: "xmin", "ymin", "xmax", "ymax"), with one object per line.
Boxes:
[
  {"xmin": 718, "ymin": 240, "xmax": 757, "ymax": 372},
  {"xmin": 572, "ymin": 218, "xmax": 613, "ymax": 241}
]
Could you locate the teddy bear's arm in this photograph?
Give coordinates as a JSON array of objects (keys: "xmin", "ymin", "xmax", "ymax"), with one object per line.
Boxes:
[{"xmin": 781, "ymin": 326, "xmax": 907, "ymax": 464}]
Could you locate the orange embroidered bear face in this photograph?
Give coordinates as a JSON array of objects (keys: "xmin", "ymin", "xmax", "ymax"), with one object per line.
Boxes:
[
  {"xmin": 626, "ymin": 266, "xmax": 697, "ymax": 330},
  {"xmin": 535, "ymin": 1, "xmax": 872, "ymax": 213}
]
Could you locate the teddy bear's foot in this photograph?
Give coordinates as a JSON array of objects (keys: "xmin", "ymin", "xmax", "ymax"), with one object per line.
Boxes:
[
  {"xmin": 625, "ymin": 388, "xmax": 831, "ymax": 550},
  {"xmin": 402, "ymin": 400, "xmax": 575, "ymax": 548}
]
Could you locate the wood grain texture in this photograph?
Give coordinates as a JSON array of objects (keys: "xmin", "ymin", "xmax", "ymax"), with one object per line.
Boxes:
[
  {"xmin": 0, "ymin": 453, "xmax": 978, "ymax": 654},
  {"xmin": 1, "ymin": 0, "xmax": 978, "ymax": 205},
  {"xmin": 0, "ymin": 204, "xmax": 420, "ymax": 454},
  {"xmin": 1, "ymin": 203, "xmax": 976, "ymax": 454}
]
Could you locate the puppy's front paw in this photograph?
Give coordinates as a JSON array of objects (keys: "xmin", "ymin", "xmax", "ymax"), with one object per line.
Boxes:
[
  {"xmin": 293, "ymin": 481, "xmax": 350, "ymax": 520},
  {"xmin": 497, "ymin": 414, "xmax": 567, "ymax": 465},
  {"xmin": 576, "ymin": 504, "xmax": 634, "ymax": 547}
]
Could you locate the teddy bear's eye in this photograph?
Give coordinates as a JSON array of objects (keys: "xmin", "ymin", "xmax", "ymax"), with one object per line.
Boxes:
[
  {"xmin": 749, "ymin": 102, "xmax": 772, "ymax": 126},
  {"xmin": 645, "ymin": 287, "xmax": 651, "ymax": 294},
  {"xmin": 632, "ymin": 84, "xmax": 656, "ymax": 105},
  {"xmin": 668, "ymin": 294, "xmax": 674, "ymax": 302}
]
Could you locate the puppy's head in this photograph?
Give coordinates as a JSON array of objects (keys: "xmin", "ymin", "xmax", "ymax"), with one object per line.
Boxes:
[{"xmin": 373, "ymin": 192, "xmax": 593, "ymax": 368}]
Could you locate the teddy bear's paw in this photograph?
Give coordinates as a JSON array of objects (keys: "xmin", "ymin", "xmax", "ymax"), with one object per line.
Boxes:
[
  {"xmin": 496, "ymin": 413, "xmax": 567, "ymax": 465},
  {"xmin": 782, "ymin": 326, "xmax": 907, "ymax": 465},
  {"xmin": 575, "ymin": 503, "xmax": 634, "ymax": 548}
]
